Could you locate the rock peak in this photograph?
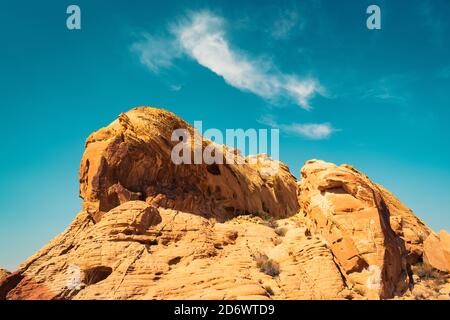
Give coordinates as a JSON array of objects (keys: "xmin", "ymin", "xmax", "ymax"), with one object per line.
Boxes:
[{"xmin": 79, "ymin": 106, "xmax": 299, "ymax": 222}]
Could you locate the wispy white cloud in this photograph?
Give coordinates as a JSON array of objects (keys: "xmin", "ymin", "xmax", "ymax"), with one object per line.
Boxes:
[
  {"xmin": 131, "ymin": 35, "xmax": 181, "ymax": 73},
  {"xmin": 170, "ymin": 84, "xmax": 183, "ymax": 91},
  {"xmin": 355, "ymin": 75, "xmax": 410, "ymax": 105},
  {"xmin": 361, "ymin": 87, "xmax": 406, "ymax": 103},
  {"xmin": 259, "ymin": 115, "xmax": 336, "ymax": 140},
  {"xmin": 282, "ymin": 122, "xmax": 335, "ymax": 140},
  {"xmin": 132, "ymin": 11, "xmax": 322, "ymax": 109},
  {"xmin": 271, "ymin": 10, "xmax": 302, "ymax": 39}
]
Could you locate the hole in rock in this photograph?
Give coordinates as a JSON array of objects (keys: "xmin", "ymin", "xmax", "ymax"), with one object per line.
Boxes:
[
  {"xmin": 84, "ymin": 266, "xmax": 113, "ymax": 285},
  {"xmin": 168, "ymin": 256, "xmax": 182, "ymax": 266},
  {"xmin": 122, "ymin": 229, "xmax": 133, "ymax": 235},
  {"xmin": 321, "ymin": 187, "xmax": 347, "ymax": 195},
  {"xmin": 206, "ymin": 164, "xmax": 221, "ymax": 175}
]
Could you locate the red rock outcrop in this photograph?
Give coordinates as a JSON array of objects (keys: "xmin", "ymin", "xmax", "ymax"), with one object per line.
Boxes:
[{"xmin": 1, "ymin": 107, "xmax": 447, "ymax": 300}]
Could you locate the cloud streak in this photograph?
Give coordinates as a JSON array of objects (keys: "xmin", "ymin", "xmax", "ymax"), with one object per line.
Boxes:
[
  {"xmin": 259, "ymin": 116, "xmax": 336, "ymax": 140},
  {"xmin": 271, "ymin": 9, "xmax": 302, "ymax": 39},
  {"xmin": 131, "ymin": 35, "xmax": 181, "ymax": 73},
  {"xmin": 132, "ymin": 11, "xmax": 322, "ymax": 109}
]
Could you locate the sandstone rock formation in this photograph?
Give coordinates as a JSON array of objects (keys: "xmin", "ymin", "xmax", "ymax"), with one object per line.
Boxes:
[
  {"xmin": 423, "ymin": 231, "xmax": 450, "ymax": 272},
  {"xmin": 1, "ymin": 106, "xmax": 448, "ymax": 300},
  {"xmin": 2, "ymin": 201, "xmax": 348, "ymax": 300},
  {"xmin": 79, "ymin": 107, "xmax": 298, "ymax": 222},
  {"xmin": 298, "ymin": 160, "xmax": 431, "ymax": 299}
]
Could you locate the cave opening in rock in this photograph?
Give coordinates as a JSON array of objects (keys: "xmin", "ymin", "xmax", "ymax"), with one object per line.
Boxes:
[{"xmin": 83, "ymin": 266, "xmax": 113, "ymax": 285}]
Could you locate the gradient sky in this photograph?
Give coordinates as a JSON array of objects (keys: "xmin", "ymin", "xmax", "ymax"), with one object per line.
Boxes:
[{"xmin": 1, "ymin": 0, "xmax": 449, "ymax": 270}]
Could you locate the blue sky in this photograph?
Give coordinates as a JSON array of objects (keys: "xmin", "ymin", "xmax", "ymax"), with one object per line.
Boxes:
[{"xmin": 0, "ymin": 0, "xmax": 449, "ymax": 270}]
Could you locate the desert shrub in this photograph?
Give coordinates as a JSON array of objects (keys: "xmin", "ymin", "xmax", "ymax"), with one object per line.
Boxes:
[
  {"xmin": 266, "ymin": 219, "xmax": 279, "ymax": 229},
  {"xmin": 254, "ymin": 253, "xmax": 269, "ymax": 266},
  {"xmin": 256, "ymin": 211, "xmax": 272, "ymax": 221},
  {"xmin": 414, "ymin": 263, "xmax": 445, "ymax": 280},
  {"xmin": 254, "ymin": 212, "xmax": 278, "ymax": 228},
  {"xmin": 226, "ymin": 230, "xmax": 239, "ymax": 241},
  {"xmin": 274, "ymin": 227, "xmax": 287, "ymax": 237},
  {"xmin": 260, "ymin": 260, "xmax": 280, "ymax": 277},
  {"xmin": 413, "ymin": 263, "xmax": 450, "ymax": 289},
  {"xmin": 254, "ymin": 253, "xmax": 280, "ymax": 277}
]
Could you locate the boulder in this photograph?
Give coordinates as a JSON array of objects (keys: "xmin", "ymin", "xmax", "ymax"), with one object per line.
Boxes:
[{"xmin": 423, "ymin": 230, "xmax": 450, "ymax": 272}]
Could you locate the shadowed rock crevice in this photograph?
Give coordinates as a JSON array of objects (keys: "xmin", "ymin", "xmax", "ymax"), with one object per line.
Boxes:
[
  {"xmin": 0, "ymin": 272, "xmax": 23, "ymax": 300},
  {"xmin": 84, "ymin": 266, "xmax": 113, "ymax": 285}
]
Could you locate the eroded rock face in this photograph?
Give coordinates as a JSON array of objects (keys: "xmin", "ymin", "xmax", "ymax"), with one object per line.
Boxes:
[
  {"xmin": 79, "ymin": 107, "xmax": 299, "ymax": 221},
  {"xmin": 424, "ymin": 231, "xmax": 450, "ymax": 272},
  {"xmin": 298, "ymin": 160, "xmax": 431, "ymax": 299},
  {"xmin": 1, "ymin": 107, "xmax": 446, "ymax": 300}
]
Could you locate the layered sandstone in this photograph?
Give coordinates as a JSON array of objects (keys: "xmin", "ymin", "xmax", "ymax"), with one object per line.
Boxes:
[
  {"xmin": 298, "ymin": 160, "xmax": 431, "ymax": 298},
  {"xmin": 1, "ymin": 106, "xmax": 448, "ymax": 300},
  {"xmin": 3, "ymin": 201, "xmax": 349, "ymax": 300}
]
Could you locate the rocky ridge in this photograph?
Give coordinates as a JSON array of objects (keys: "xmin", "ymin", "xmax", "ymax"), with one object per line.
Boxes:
[{"xmin": 1, "ymin": 106, "xmax": 448, "ymax": 300}]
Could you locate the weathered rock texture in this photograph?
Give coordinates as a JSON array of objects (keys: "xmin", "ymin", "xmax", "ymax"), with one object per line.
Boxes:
[
  {"xmin": 3, "ymin": 201, "xmax": 349, "ymax": 300},
  {"xmin": 424, "ymin": 231, "xmax": 450, "ymax": 272},
  {"xmin": 298, "ymin": 160, "xmax": 431, "ymax": 299},
  {"xmin": 1, "ymin": 107, "xmax": 448, "ymax": 300}
]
